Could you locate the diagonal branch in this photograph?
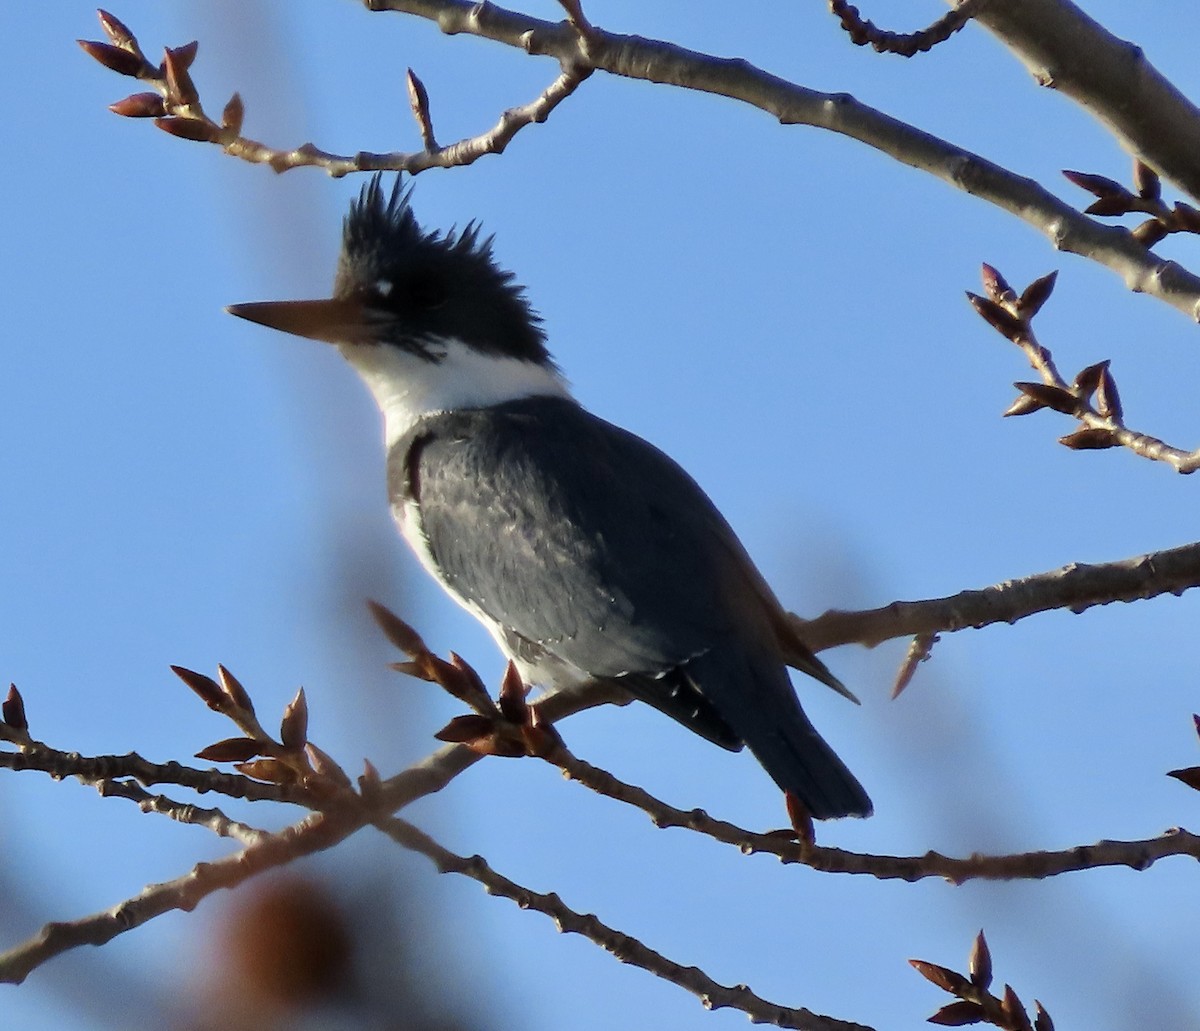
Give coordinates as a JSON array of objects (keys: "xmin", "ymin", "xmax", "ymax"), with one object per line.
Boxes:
[
  {"xmin": 374, "ymin": 815, "xmax": 875, "ymax": 1031},
  {"xmin": 0, "ymin": 807, "xmax": 365, "ymax": 985}
]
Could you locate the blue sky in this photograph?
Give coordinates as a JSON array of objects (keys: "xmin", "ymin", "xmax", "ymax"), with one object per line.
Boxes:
[{"xmin": 4, "ymin": 3, "xmax": 1200, "ymax": 1028}]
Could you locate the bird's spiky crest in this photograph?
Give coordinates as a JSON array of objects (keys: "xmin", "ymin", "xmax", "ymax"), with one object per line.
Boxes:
[{"xmin": 335, "ymin": 174, "xmax": 550, "ymax": 363}]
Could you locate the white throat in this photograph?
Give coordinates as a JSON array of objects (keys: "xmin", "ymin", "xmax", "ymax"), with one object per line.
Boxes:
[{"xmin": 340, "ymin": 337, "xmax": 571, "ymax": 449}]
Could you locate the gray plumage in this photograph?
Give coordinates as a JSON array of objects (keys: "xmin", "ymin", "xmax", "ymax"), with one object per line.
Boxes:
[{"xmin": 392, "ymin": 395, "xmax": 871, "ymax": 819}]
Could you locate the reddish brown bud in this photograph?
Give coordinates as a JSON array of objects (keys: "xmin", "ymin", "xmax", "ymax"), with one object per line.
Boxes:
[
  {"xmin": 235, "ymin": 758, "xmax": 292, "ymax": 783},
  {"xmin": 367, "ymin": 599, "xmax": 428, "ymax": 657},
  {"xmin": 1071, "ymin": 359, "xmax": 1109, "ymax": 399},
  {"xmin": 195, "ymin": 736, "xmax": 263, "ymax": 763},
  {"xmin": 78, "ymin": 39, "xmax": 145, "ymax": 76},
  {"xmin": 966, "ymin": 293, "xmax": 1025, "ymax": 340},
  {"xmin": 1133, "ymin": 160, "xmax": 1161, "ymax": 201},
  {"xmin": 1017, "ymin": 271, "xmax": 1057, "ymax": 319},
  {"xmin": 222, "ymin": 92, "xmax": 244, "ymax": 134},
  {"xmin": 1062, "ymin": 169, "xmax": 1128, "ymax": 198},
  {"xmin": 1059, "ymin": 427, "xmax": 1118, "ymax": 450},
  {"xmin": 3, "ymin": 684, "xmax": 28, "ymax": 732},
  {"xmin": 1013, "ymin": 382, "xmax": 1077, "ymax": 415},
  {"xmin": 928, "ymin": 1001, "xmax": 987, "ymax": 1026},
  {"xmin": 280, "ymin": 688, "xmax": 309, "ymax": 750},
  {"xmin": 171, "ymin": 665, "xmax": 226, "ymax": 712},
  {"xmin": 434, "ymin": 713, "xmax": 497, "ymax": 744},
  {"xmin": 1084, "ymin": 195, "xmax": 1136, "ymax": 217},
  {"xmin": 968, "ymin": 929, "xmax": 992, "ymax": 989},
  {"xmin": 1167, "ymin": 766, "xmax": 1200, "ymax": 791},
  {"xmin": 909, "ymin": 960, "xmax": 970, "ymax": 995},
  {"xmin": 97, "ymin": 9, "xmax": 138, "ymax": 50},
  {"xmin": 498, "ymin": 661, "xmax": 529, "ymax": 724},
  {"xmin": 109, "ymin": 91, "xmax": 166, "ymax": 117},
  {"xmin": 217, "ymin": 665, "xmax": 255, "ymax": 716},
  {"xmin": 1033, "ymin": 1001, "xmax": 1056, "ymax": 1031},
  {"xmin": 1002, "ymin": 984, "xmax": 1034, "ymax": 1031},
  {"xmin": 168, "ymin": 39, "xmax": 199, "ymax": 71},
  {"xmin": 1002, "ymin": 393, "xmax": 1047, "ymax": 418},
  {"xmin": 447, "ymin": 652, "xmax": 492, "ymax": 706},
  {"xmin": 154, "ymin": 116, "xmax": 222, "ymax": 142},
  {"xmin": 162, "ymin": 46, "xmax": 199, "ymax": 105},
  {"xmin": 1096, "ymin": 367, "xmax": 1123, "ymax": 422},
  {"xmin": 306, "ymin": 743, "xmax": 352, "ymax": 788},
  {"xmin": 980, "ymin": 263, "xmax": 1015, "ymax": 304}
]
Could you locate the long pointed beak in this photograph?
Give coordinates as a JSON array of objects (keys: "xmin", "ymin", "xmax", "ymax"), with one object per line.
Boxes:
[{"xmin": 226, "ymin": 297, "xmax": 373, "ymax": 345}]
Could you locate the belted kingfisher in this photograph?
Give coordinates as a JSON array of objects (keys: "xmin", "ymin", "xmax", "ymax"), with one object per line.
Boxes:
[{"xmin": 228, "ymin": 177, "xmax": 871, "ymax": 819}]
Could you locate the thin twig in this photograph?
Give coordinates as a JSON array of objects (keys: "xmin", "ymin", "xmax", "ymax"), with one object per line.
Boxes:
[
  {"xmin": 95, "ymin": 779, "xmax": 268, "ymax": 845},
  {"xmin": 81, "ymin": 11, "xmax": 591, "ymax": 178},
  {"xmin": 829, "ymin": 0, "xmax": 984, "ymax": 57},
  {"xmin": 969, "ymin": 264, "xmax": 1200, "ymax": 472},
  {"xmin": 374, "ymin": 815, "xmax": 874, "ymax": 1031}
]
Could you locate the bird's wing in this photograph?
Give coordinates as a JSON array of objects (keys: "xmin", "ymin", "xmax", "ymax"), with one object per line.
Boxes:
[{"xmin": 391, "ymin": 396, "xmax": 772, "ymax": 680}]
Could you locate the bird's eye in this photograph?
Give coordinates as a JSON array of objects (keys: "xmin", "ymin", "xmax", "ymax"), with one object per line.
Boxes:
[{"xmin": 406, "ymin": 272, "xmax": 449, "ymax": 311}]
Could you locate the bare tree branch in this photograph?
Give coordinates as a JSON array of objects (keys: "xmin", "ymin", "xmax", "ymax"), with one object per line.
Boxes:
[
  {"xmin": 82, "ymin": 7, "xmax": 1200, "ymax": 319},
  {"xmin": 358, "ymin": 0, "xmax": 1200, "ymax": 320},
  {"xmin": 965, "ymin": 0, "xmax": 1200, "ymax": 204},
  {"xmin": 375, "ymin": 815, "xmax": 876, "ymax": 1031},
  {"xmin": 92, "ymin": 779, "xmax": 267, "ymax": 846},
  {"xmin": 796, "ymin": 539, "xmax": 1200, "ymax": 651}
]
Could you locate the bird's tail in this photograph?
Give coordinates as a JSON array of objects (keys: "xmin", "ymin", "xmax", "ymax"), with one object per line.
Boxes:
[{"xmin": 688, "ymin": 648, "xmax": 872, "ymax": 820}]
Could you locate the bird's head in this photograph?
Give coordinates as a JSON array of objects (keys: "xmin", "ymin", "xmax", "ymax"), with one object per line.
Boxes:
[
  {"xmin": 228, "ymin": 176, "xmax": 567, "ymax": 445},
  {"xmin": 228, "ymin": 175, "xmax": 551, "ymax": 366}
]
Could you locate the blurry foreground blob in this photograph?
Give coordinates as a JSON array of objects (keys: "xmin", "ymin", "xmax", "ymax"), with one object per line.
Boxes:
[
  {"xmin": 229, "ymin": 176, "xmax": 871, "ymax": 819},
  {"xmin": 190, "ymin": 876, "xmax": 354, "ymax": 1030}
]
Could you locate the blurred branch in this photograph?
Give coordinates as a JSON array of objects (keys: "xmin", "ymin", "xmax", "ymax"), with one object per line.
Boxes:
[
  {"xmin": 796, "ymin": 539, "xmax": 1200, "ymax": 651},
  {"xmin": 0, "ymin": 807, "xmax": 363, "ymax": 985},
  {"xmin": 376, "ymin": 815, "xmax": 875, "ymax": 1031}
]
